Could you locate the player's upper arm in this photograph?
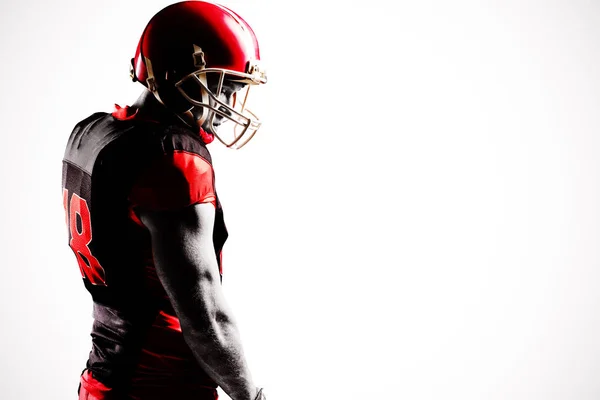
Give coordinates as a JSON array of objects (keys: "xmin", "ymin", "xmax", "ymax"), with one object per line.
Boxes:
[
  {"xmin": 138, "ymin": 203, "xmax": 222, "ymax": 323},
  {"xmin": 129, "ymin": 150, "xmax": 222, "ymax": 324}
]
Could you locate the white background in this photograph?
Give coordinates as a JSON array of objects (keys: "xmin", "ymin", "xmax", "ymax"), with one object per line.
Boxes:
[{"xmin": 0, "ymin": 0, "xmax": 599, "ymax": 399}]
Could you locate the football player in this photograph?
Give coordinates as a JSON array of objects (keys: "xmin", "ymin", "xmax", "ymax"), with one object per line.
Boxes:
[{"xmin": 62, "ymin": 1, "xmax": 267, "ymax": 399}]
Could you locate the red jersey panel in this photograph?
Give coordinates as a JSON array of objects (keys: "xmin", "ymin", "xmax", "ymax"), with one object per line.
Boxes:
[
  {"xmin": 63, "ymin": 105, "xmax": 228, "ymax": 398},
  {"xmin": 129, "ymin": 151, "xmax": 216, "ymax": 210}
]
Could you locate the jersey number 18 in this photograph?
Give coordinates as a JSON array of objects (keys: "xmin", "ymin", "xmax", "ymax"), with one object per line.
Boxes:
[{"xmin": 63, "ymin": 189, "xmax": 107, "ymax": 286}]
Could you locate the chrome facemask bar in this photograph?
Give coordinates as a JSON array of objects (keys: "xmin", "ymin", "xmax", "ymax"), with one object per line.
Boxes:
[{"xmin": 175, "ymin": 68, "xmax": 264, "ymax": 149}]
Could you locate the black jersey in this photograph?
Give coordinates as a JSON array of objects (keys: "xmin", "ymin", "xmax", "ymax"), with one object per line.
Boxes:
[{"xmin": 62, "ymin": 104, "xmax": 228, "ymax": 397}]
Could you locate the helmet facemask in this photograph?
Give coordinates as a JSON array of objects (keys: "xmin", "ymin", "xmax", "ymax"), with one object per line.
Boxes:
[{"xmin": 175, "ymin": 68, "xmax": 264, "ymax": 149}]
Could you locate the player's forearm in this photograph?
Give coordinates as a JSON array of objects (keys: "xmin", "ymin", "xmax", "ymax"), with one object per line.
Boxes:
[
  {"xmin": 179, "ymin": 295, "xmax": 258, "ymax": 400},
  {"xmin": 151, "ymin": 251, "xmax": 259, "ymax": 399},
  {"xmin": 139, "ymin": 205, "xmax": 261, "ymax": 399}
]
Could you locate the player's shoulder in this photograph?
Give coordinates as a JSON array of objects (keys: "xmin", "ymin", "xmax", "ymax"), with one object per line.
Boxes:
[
  {"xmin": 66, "ymin": 104, "xmax": 214, "ymax": 180},
  {"xmin": 64, "ymin": 111, "xmax": 119, "ymax": 173},
  {"xmin": 67, "ymin": 111, "xmax": 111, "ymax": 145},
  {"xmin": 73, "ymin": 111, "xmax": 109, "ymax": 130},
  {"xmin": 110, "ymin": 104, "xmax": 212, "ymax": 163},
  {"xmin": 158, "ymin": 124, "xmax": 213, "ymax": 165},
  {"xmin": 129, "ymin": 124, "xmax": 217, "ymax": 211}
]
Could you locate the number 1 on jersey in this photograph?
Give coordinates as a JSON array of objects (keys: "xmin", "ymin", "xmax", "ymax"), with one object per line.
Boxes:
[{"xmin": 63, "ymin": 189, "xmax": 107, "ymax": 286}]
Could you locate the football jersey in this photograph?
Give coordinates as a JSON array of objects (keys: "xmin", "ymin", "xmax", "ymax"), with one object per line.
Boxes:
[{"xmin": 62, "ymin": 104, "xmax": 228, "ymax": 398}]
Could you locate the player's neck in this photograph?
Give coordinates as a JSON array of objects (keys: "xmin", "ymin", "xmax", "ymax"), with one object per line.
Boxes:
[
  {"xmin": 132, "ymin": 90, "xmax": 181, "ymax": 125},
  {"xmin": 132, "ymin": 90, "xmax": 159, "ymax": 112}
]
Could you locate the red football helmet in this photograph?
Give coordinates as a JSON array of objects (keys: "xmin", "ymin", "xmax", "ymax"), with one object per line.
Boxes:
[{"xmin": 130, "ymin": 1, "xmax": 267, "ymax": 149}]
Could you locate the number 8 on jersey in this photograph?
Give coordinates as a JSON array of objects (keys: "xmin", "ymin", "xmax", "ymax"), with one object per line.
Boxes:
[{"xmin": 63, "ymin": 188, "xmax": 107, "ymax": 286}]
